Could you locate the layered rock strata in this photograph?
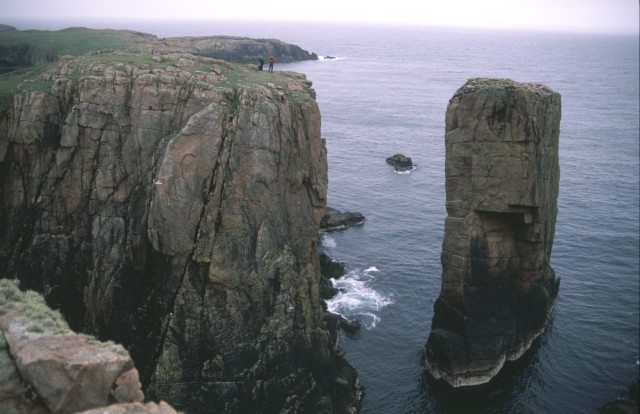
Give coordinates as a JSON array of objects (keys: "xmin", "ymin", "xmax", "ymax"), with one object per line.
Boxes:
[
  {"xmin": 0, "ymin": 52, "xmax": 359, "ymax": 413},
  {"xmin": 424, "ymin": 78, "xmax": 561, "ymax": 387}
]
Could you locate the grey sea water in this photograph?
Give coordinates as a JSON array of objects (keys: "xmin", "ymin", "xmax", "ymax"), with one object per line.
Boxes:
[{"xmin": 8, "ymin": 19, "xmax": 639, "ymax": 413}]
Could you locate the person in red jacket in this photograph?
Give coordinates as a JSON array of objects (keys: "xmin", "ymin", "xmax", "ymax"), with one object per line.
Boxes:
[{"xmin": 268, "ymin": 56, "xmax": 274, "ymax": 73}]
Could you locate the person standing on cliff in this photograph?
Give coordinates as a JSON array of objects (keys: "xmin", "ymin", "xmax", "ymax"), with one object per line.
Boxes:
[
  {"xmin": 258, "ymin": 58, "xmax": 264, "ymax": 71},
  {"xmin": 268, "ymin": 56, "xmax": 274, "ymax": 73}
]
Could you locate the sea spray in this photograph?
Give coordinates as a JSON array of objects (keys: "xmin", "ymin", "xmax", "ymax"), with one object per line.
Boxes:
[{"xmin": 326, "ymin": 267, "xmax": 394, "ymax": 329}]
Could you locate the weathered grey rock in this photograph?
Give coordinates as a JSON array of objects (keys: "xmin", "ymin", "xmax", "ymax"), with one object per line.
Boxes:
[
  {"xmin": 385, "ymin": 153, "xmax": 414, "ymax": 171},
  {"xmin": 0, "ymin": 279, "xmax": 145, "ymax": 414},
  {"xmin": 424, "ymin": 78, "xmax": 561, "ymax": 387},
  {"xmin": 320, "ymin": 207, "xmax": 366, "ymax": 231},
  {"xmin": 0, "ymin": 53, "xmax": 359, "ymax": 413},
  {"xmin": 0, "ymin": 328, "xmax": 49, "ymax": 414}
]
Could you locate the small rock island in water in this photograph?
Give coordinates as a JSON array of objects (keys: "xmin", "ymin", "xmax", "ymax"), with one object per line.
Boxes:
[
  {"xmin": 386, "ymin": 153, "xmax": 414, "ymax": 172},
  {"xmin": 424, "ymin": 78, "xmax": 562, "ymax": 387}
]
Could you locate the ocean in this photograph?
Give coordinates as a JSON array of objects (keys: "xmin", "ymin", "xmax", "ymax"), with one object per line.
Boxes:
[{"xmin": 8, "ymin": 19, "xmax": 640, "ymax": 413}]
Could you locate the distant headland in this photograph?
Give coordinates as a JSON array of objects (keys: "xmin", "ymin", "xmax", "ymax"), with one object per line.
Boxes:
[{"xmin": 0, "ymin": 24, "xmax": 318, "ymax": 73}]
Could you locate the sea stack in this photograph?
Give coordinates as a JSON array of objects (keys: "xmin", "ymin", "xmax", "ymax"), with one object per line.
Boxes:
[{"xmin": 424, "ymin": 78, "xmax": 561, "ymax": 387}]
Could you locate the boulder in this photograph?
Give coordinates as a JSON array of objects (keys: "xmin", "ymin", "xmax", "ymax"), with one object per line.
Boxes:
[
  {"xmin": 0, "ymin": 279, "xmax": 146, "ymax": 414},
  {"xmin": 320, "ymin": 207, "xmax": 366, "ymax": 231},
  {"xmin": 386, "ymin": 153, "xmax": 414, "ymax": 171},
  {"xmin": 424, "ymin": 78, "xmax": 562, "ymax": 387},
  {"xmin": 319, "ymin": 253, "xmax": 346, "ymax": 279}
]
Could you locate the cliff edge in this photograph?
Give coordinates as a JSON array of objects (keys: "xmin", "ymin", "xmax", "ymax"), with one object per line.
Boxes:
[
  {"xmin": 0, "ymin": 52, "xmax": 359, "ymax": 413},
  {"xmin": 424, "ymin": 78, "xmax": 561, "ymax": 387},
  {"xmin": 0, "ymin": 279, "xmax": 182, "ymax": 414}
]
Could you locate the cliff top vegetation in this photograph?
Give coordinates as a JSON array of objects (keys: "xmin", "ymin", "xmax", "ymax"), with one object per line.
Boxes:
[
  {"xmin": 0, "ymin": 52, "xmax": 315, "ymax": 113},
  {"xmin": 0, "ymin": 279, "xmax": 70, "ymax": 335},
  {"xmin": 0, "ymin": 26, "xmax": 317, "ymax": 113},
  {"xmin": 0, "ymin": 26, "xmax": 138, "ymax": 56}
]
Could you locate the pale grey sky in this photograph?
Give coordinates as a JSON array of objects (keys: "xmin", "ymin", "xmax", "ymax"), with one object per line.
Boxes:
[{"xmin": 2, "ymin": 0, "xmax": 638, "ymax": 34}]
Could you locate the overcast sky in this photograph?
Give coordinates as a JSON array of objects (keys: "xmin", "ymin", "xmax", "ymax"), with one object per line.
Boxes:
[{"xmin": 2, "ymin": 0, "xmax": 638, "ymax": 34}]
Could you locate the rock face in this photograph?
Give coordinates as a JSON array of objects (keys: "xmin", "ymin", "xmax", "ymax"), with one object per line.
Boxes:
[
  {"xmin": 0, "ymin": 53, "xmax": 359, "ymax": 413},
  {"xmin": 0, "ymin": 279, "xmax": 159, "ymax": 414},
  {"xmin": 424, "ymin": 78, "xmax": 561, "ymax": 387}
]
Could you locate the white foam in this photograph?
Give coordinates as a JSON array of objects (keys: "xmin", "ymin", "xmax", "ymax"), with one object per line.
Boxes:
[
  {"xmin": 320, "ymin": 233, "xmax": 337, "ymax": 249},
  {"xmin": 394, "ymin": 166, "xmax": 417, "ymax": 175},
  {"xmin": 326, "ymin": 268, "xmax": 393, "ymax": 330}
]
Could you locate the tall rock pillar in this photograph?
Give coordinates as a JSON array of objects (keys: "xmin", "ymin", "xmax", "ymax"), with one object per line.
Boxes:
[{"xmin": 424, "ymin": 78, "xmax": 561, "ymax": 387}]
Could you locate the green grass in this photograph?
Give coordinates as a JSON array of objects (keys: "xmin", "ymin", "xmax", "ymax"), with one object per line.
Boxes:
[
  {"xmin": 0, "ymin": 62, "xmax": 55, "ymax": 112},
  {"xmin": 0, "ymin": 27, "xmax": 134, "ymax": 56},
  {"xmin": 0, "ymin": 51, "xmax": 315, "ymax": 119},
  {"xmin": 0, "ymin": 279, "xmax": 70, "ymax": 334}
]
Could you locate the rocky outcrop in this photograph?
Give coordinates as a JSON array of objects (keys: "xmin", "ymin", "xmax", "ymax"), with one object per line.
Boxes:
[
  {"xmin": 320, "ymin": 207, "xmax": 366, "ymax": 232},
  {"xmin": 0, "ymin": 52, "xmax": 359, "ymax": 413},
  {"xmin": 0, "ymin": 279, "xmax": 175, "ymax": 414},
  {"xmin": 385, "ymin": 153, "xmax": 414, "ymax": 172},
  {"xmin": 424, "ymin": 78, "xmax": 561, "ymax": 387}
]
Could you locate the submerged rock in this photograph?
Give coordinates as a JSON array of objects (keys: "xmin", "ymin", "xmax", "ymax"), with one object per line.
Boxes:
[
  {"xmin": 320, "ymin": 207, "xmax": 366, "ymax": 231},
  {"xmin": 386, "ymin": 153, "xmax": 414, "ymax": 171},
  {"xmin": 598, "ymin": 379, "xmax": 640, "ymax": 414},
  {"xmin": 424, "ymin": 78, "xmax": 561, "ymax": 387}
]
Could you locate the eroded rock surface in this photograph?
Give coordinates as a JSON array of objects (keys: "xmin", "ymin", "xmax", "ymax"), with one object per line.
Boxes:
[
  {"xmin": 424, "ymin": 78, "xmax": 561, "ymax": 387},
  {"xmin": 0, "ymin": 53, "xmax": 359, "ymax": 413},
  {"xmin": 0, "ymin": 279, "xmax": 148, "ymax": 414}
]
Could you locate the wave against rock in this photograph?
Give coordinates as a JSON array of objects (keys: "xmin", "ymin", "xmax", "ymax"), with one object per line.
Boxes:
[
  {"xmin": 424, "ymin": 78, "xmax": 561, "ymax": 387},
  {"xmin": 0, "ymin": 53, "xmax": 359, "ymax": 413}
]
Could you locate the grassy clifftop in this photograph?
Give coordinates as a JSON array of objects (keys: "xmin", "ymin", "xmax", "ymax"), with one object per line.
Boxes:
[
  {"xmin": 0, "ymin": 27, "xmax": 142, "ymax": 56},
  {"xmin": 0, "ymin": 25, "xmax": 317, "ymax": 70},
  {"xmin": 0, "ymin": 51, "xmax": 315, "ymax": 113}
]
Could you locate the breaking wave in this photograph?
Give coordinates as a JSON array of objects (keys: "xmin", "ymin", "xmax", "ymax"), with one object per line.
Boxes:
[{"xmin": 326, "ymin": 266, "xmax": 393, "ymax": 329}]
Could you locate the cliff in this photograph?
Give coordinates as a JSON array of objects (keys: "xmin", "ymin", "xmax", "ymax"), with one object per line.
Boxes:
[
  {"xmin": 424, "ymin": 78, "xmax": 561, "ymax": 387},
  {"xmin": 0, "ymin": 52, "xmax": 359, "ymax": 413}
]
